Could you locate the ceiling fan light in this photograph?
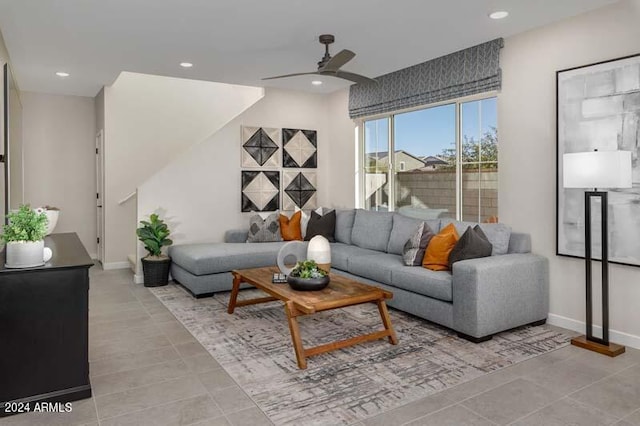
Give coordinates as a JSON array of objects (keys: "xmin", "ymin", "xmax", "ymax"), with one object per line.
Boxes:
[
  {"xmin": 311, "ymin": 80, "xmax": 323, "ymax": 86},
  {"xmin": 489, "ymin": 11, "xmax": 509, "ymax": 20}
]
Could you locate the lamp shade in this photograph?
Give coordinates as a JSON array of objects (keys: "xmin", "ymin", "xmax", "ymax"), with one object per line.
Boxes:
[{"xmin": 563, "ymin": 151, "xmax": 632, "ymax": 189}]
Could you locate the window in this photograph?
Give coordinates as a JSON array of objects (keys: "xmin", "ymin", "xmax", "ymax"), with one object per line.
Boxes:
[
  {"xmin": 360, "ymin": 96, "xmax": 497, "ymax": 222},
  {"xmin": 363, "ymin": 118, "xmax": 390, "ymax": 211}
]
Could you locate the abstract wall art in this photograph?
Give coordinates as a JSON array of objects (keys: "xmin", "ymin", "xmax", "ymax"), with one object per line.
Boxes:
[
  {"xmin": 557, "ymin": 53, "xmax": 640, "ymax": 266},
  {"xmin": 282, "ymin": 170, "xmax": 317, "ymax": 210},
  {"xmin": 282, "ymin": 128, "xmax": 317, "ymax": 168},
  {"xmin": 241, "ymin": 171, "xmax": 280, "ymax": 212},
  {"xmin": 241, "ymin": 126, "xmax": 281, "ymax": 168}
]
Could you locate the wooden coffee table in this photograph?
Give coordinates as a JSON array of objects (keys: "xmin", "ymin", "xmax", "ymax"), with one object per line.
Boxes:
[{"xmin": 228, "ymin": 266, "xmax": 398, "ymax": 369}]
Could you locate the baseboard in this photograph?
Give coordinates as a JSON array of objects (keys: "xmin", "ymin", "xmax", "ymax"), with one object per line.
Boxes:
[
  {"xmin": 548, "ymin": 313, "xmax": 640, "ymax": 350},
  {"xmin": 101, "ymin": 261, "xmax": 131, "ymax": 270}
]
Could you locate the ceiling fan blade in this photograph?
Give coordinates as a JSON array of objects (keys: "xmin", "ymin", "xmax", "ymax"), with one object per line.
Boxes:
[
  {"xmin": 333, "ymin": 70, "xmax": 377, "ymax": 85},
  {"xmin": 262, "ymin": 72, "xmax": 318, "ymax": 80},
  {"xmin": 320, "ymin": 49, "xmax": 355, "ymax": 72}
]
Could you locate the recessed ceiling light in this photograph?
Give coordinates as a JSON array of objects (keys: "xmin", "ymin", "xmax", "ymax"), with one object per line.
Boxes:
[
  {"xmin": 180, "ymin": 62, "xmax": 193, "ymax": 68},
  {"xmin": 55, "ymin": 71, "xmax": 70, "ymax": 77},
  {"xmin": 311, "ymin": 80, "xmax": 323, "ymax": 86},
  {"xmin": 489, "ymin": 10, "xmax": 509, "ymax": 20}
]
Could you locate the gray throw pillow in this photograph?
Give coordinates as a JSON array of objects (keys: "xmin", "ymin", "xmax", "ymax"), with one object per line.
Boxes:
[
  {"xmin": 448, "ymin": 225, "xmax": 492, "ymax": 267},
  {"xmin": 246, "ymin": 213, "xmax": 282, "ymax": 243},
  {"xmin": 402, "ymin": 222, "xmax": 435, "ymax": 266}
]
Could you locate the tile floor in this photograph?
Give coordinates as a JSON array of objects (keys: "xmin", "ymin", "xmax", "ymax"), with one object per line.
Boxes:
[{"xmin": 1, "ymin": 265, "xmax": 640, "ymax": 426}]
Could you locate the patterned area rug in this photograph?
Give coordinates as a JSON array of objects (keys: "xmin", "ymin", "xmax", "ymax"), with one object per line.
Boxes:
[{"xmin": 151, "ymin": 284, "xmax": 570, "ymax": 425}]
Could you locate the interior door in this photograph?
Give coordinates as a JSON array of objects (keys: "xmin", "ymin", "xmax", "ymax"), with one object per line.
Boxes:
[{"xmin": 96, "ymin": 130, "xmax": 104, "ymax": 262}]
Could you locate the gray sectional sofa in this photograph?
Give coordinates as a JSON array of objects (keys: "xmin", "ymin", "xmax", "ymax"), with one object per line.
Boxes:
[{"xmin": 168, "ymin": 209, "xmax": 549, "ymax": 342}]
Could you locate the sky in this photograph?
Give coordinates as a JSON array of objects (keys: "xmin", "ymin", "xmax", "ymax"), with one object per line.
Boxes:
[{"xmin": 365, "ymin": 97, "xmax": 497, "ymax": 158}]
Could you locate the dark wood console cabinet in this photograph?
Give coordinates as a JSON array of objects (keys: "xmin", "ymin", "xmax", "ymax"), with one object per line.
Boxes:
[{"xmin": 0, "ymin": 233, "xmax": 93, "ymax": 416}]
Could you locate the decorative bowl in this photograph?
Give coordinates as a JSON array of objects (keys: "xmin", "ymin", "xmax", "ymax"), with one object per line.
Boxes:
[{"xmin": 287, "ymin": 275, "xmax": 330, "ymax": 291}]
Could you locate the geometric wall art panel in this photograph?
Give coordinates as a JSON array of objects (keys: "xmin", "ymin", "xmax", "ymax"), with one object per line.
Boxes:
[
  {"xmin": 241, "ymin": 171, "xmax": 280, "ymax": 212},
  {"xmin": 283, "ymin": 128, "xmax": 317, "ymax": 168},
  {"xmin": 242, "ymin": 126, "xmax": 281, "ymax": 168},
  {"xmin": 282, "ymin": 170, "xmax": 317, "ymax": 210},
  {"xmin": 556, "ymin": 53, "xmax": 640, "ymax": 267}
]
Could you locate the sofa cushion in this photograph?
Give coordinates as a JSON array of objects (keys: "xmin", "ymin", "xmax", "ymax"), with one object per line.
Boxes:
[
  {"xmin": 247, "ymin": 213, "xmax": 282, "ymax": 243},
  {"xmin": 348, "ymin": 254, "xmax": 404, "ymax": 285},
  {"xmin": 335, "ymin": 209, "xmax": 356, "ymax": 244},
  {"xmin": 391, "ymin": 267, "xmax": 453, "ymax": 302},
  {"xmin": 305, "ymin": 210, "xmax": 336, "ymax": 242},
  {"xmin": 169, "ymin": 242, "xmax": 285, "ymax": 275},
  {"xmin": 402, "ymin": 222, "xmax": 436, "ymax": 266},
  {"xmin": 448, "ymin": 225, "xmax": 492, "ymax": 268},
  {"xmin": 279, "ymin": 211, "xmax": 302, "ymax": 241},
  {"xmin": 387, "ymin": 213, "xmax": 424, "ymax": 255},
  {"xmin": 351, "ymin": 209, "xmax": 394, "ymax": 252},
  {"xmin": 423, "ymin": 223, "xmax": 459, "ymax": 271},
  {"xmin": 441, "ymin": 219, "xmax": 511, "ymax": 256},
  {"xmin": 329, "ymin": 243, "xmax": 381, "ymax": 271}
]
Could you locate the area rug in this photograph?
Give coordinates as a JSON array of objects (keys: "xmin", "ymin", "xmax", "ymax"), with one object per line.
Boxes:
[{"xmin": 150, "ymin": 284, "xmax": 570, "ymax": 425}]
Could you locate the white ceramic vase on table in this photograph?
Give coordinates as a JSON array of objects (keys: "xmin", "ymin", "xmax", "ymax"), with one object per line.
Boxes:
[
  {"xmin": 43, "ymin": 209, "xmax": 60, "ymax": 235},
  {"xmin": 307, "ymin": 235, "xmax": 331, "ymax": 272}
]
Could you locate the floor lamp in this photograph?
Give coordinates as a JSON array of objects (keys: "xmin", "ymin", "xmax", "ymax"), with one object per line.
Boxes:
[{"xmin": 563, "ymin": 150, "xmax": 632, "ymax": 357}]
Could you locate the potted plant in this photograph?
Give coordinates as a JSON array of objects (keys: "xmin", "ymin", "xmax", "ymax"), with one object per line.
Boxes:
[
  {"xmin": 1, "ymin": 205, "xmax": 50, "ymax": 268},
  {"xmin": 137, "ymin": 213, "xmax": 173, "ymax": 287},
  {"xmin": 287, "ymin": 260, "xmax": 330, "ymax": 291}
]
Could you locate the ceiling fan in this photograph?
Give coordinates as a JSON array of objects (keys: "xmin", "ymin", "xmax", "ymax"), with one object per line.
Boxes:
[{"xmin": 262, "ymin": 34, "xmax": 377, "ymax": 85}]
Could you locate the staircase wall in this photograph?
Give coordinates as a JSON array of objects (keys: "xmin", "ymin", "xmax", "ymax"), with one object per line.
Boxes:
[{"xmin": 101, "ymin": 72, "xmax": 263, "ymax": 265}]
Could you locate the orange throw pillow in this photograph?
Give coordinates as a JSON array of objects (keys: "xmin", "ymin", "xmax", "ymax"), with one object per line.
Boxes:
[
  {"xmin": 279, "ymin": 211, "xmax": 303, "ymax": 241},
  {"xmin": 422, "ymin": 223, "xmax": 459, "ymax": 271}
]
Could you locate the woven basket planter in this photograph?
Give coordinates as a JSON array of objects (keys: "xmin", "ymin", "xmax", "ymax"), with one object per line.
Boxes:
[{"xmin": 141, "ymin": 257, "xmax": 171, "ymax": 287}]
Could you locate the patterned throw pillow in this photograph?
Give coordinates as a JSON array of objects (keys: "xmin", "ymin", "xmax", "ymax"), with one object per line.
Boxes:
[
  {"xmin": 247, "ymin": 213, "xmax": 283, "ymax": 243},
  {"xmin": 402, "ymin": 222, "xmax": 435, "ymax": 266}
]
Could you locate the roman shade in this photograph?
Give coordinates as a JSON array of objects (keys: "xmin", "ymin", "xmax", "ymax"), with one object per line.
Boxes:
[{"xmin": 348, "ymin": 38, "xmax": 504, "ymax": 118}]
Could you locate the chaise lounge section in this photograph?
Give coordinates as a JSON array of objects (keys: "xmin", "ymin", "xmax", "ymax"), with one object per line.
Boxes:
[{"xmin": 168, "ymin": 209, "xmax": 549, "ymax": 342}]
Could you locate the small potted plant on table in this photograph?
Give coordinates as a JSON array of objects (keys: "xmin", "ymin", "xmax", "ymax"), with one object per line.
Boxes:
[
  {"xmin": 137, "ymin": 213, "xmax": 173, "ymax": 287},
  {"xmin": 1, "ymin": 205, "xmax": 50, "ymax": 268},
  {"xmin": 287, "ymin": 260, "xmax": 330, "ymax": 291}
]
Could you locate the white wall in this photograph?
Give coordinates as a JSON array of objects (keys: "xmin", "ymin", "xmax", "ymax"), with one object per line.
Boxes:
[
  {"xmin": 326, "ymin": 89, "xmax": 357, "ymax": 209},
  {"xmin": 499, "ymin": 0, "xmax": 640, "ymax": 345},
  {"xmin": 102, "ymin": 72, "xmax": 263, "ymax": 265},
  {"xmin": 21, "ymin": 91, "xmax": 97, "ymax": 255},
  {"xmin": 137, "ymin": 87, "xmax": 356, "ymax": 260}
]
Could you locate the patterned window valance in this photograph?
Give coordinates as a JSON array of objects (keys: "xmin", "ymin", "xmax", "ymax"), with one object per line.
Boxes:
[{"xmin": 348, "ymin": 38, "xmax": 504, "ymax": 119}]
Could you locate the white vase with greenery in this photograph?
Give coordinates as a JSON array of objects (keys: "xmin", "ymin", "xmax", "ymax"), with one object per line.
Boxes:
[{"xmin": 1, "ymin": 205, "xmax": 50, "ymax": 268}]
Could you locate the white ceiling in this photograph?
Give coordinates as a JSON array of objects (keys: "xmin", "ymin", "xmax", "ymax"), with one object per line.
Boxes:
[{"xmin": 0, "ymin": 0, "xmax": 619, "ymax": 97}]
